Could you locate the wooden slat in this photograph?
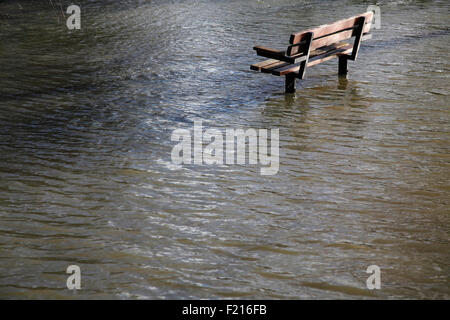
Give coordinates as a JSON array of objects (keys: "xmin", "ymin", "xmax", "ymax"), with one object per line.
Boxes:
[
  {"xmin": 271, "ymin": 44, "xmax": 353, "ymax": 76},
  {"xmin": 250, "ymin": 59, "xmax": 288, "ymax": 72},
  {"xmin": 312, "ymin": 27, "xmax": 359, "ymax": 51},
  {"xmin": 290, "ymin": 11, "xmax": 373, "ymax": 44},
  {"xmin": 311, "ymin": 43, "xmax": 349, "ymax": 55},
  {"xmin": 250, "ymin": 59, "xmax": 280, "ymax": 71},
  {"xmin": 288, "ymin": 11, "xmax": 373, "ymax": 55},
  {"xmin": 307, "ymin": 47, "xmax": 352, "ymax": 67},
  {"xmin": 288, "ymin": 23, "xmax": 371, "ymax": 55},
  {"xmin": 261, "ymin": 61, "xmax": 290, "ymax": 74}
]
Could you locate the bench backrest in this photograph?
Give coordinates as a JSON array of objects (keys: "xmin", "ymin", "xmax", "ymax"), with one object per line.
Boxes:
[{"xmin": 287, "ymin": 11, "xmax": 373, "ymax": 56}]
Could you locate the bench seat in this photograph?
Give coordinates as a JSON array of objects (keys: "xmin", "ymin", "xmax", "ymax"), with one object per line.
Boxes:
[
  {"xmin": 251, "ymin": 42, "xmax": 354, "ymax": 76},
  {"xmin": 250, "ymin": 12, "xmax": 374, "ymax": 93}
]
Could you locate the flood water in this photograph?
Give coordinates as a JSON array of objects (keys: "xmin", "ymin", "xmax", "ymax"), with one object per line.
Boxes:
[{"xmin": 0, "ymin": 0, "xmax": 449, "ymax": 299}]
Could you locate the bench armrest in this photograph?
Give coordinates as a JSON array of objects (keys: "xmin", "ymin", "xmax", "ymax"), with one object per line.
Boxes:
[{"xmin": 254, "ymin": 46, "xmax": 307, "ymax": 64}]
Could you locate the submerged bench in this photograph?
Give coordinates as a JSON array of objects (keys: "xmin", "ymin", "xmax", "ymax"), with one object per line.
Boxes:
[{"xmin": 250, "ymin": 12, "xmax": 374, "ymax": 93}]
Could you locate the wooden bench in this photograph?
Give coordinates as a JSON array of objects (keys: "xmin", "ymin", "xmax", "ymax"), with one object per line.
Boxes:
[{"xmin": 250, "ymin": 12, "xmax": 374, "ymax": 93}]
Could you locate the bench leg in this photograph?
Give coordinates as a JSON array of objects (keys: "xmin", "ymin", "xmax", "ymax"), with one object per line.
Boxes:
[
  {"xmin": 338, "ymin": 56, "xmax": 348, "ymax": 75},
  {"xmin": 285, "ymin": 74, "xmax": 296, "ymax": 93}
]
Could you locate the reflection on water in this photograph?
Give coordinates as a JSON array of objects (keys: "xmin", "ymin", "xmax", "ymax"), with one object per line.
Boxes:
[{"xmin": 0, "ymin": 0, "xmax": 449, "ymax": 299}]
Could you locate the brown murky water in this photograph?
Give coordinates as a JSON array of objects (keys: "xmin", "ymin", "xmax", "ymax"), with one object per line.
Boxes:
[{"xmin": 0, "ymin": 0, "xmax": 449, "ymax": 299}]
